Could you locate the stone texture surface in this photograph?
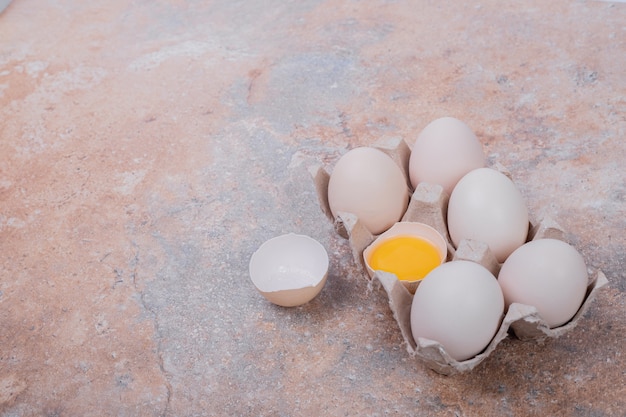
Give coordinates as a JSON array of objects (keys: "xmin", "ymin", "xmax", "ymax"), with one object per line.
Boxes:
[{"xmin": 1, "ymin": 0, "xmax": 624, "ymax": 416}]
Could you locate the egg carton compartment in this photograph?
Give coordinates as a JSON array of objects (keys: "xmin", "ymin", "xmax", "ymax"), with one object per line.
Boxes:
[
  {"xmin": 374, "ymin": 230, "xmax": 607, "ymax": 375},
  {"xmin": 309, "ymin": 136, "xmax": 608, "ymax": 375}
]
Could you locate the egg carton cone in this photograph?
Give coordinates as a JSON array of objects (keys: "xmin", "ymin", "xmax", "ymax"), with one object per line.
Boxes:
[{"xmin": 309, "ymin": 137, "xmax": 608, "ymax": 375}]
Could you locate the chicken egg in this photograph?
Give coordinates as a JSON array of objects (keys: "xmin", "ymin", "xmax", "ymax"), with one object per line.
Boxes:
[
  {"xmin": 410, "ymin": 260, "xmax": 504, "ymax": 361},
  {"xmin": 408, "ymin": 117, "xmax": 485, "ymax": 195},
  {"xmin": 447, "ymin": 168, "xmax": 529, "ymax": 263},
  {"xmin": 328, "ymin": 147, "xmax": 409, "ymax": 235},
  {"xmin": 498, "ymin": 239, "xmax": 588, "ymax": 328}
]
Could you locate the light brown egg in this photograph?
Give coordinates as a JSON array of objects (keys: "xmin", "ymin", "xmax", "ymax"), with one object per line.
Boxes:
[{"xmin": 328, "ymin": 147, "xmax": 409, "ymax": 235}]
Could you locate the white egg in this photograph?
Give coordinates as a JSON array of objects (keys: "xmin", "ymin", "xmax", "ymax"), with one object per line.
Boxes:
[
  {"xmin": 408, "ymin": 117, "xmax": 485, "ymax": 195},
  {"xmin": 498, "ymin": 239, "xmax": 588, "ymax": 328},
  {"xmin": 410, "ymin": 261, "xmax": 504, "ymax": 361},
  {"xmin": 447, "ymin": 168, "xmax": 529, "ymax": 263},
  {"xmin": 328, "ymin": 147, "xmax": 409, "ymax": 235}
]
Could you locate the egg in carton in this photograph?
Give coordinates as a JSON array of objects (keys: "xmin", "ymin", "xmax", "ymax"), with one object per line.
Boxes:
[{"xmin": 309, "ymin": 136, "xmax": 608, "ymax": 375}]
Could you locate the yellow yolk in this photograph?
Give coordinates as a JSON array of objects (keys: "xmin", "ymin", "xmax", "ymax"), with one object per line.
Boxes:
[{"xmin": 368, "ymin": 236, "xmax": 442, "ymax": 281}]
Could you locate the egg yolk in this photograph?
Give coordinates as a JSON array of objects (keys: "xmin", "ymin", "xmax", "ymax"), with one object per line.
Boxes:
[{"xmin": 368, "ymin": 236, "xmax": 442, "ymax": 281}]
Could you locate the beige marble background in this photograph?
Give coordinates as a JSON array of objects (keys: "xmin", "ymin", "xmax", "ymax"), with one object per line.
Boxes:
[{"xmin": 1, "ymin": 1, "xmax": 624, "ymax": 416}]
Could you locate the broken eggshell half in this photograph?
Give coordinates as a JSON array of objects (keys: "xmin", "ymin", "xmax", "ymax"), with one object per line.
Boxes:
[{"xmin": 249, "ymin": 233, "xmax": 329, "ymax": 307}]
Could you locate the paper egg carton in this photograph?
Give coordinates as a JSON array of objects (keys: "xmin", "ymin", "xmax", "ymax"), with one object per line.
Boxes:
[{"xmin": 309, "ymin": 137, "xmax": 608, "ymax": 375}]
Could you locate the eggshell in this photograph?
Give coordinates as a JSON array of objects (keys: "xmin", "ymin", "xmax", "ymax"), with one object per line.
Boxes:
[
  {"xmin": 249, "ymin": 233, "xmax": 329, "ymax": 307},
  {"xmin": 448, "ymin": 168, "xmax": 529, "ymax": 263},
  {"xmin": 409, "ymin": 117, "xmax": 485, "ymax": 195},
  {"xmin": 328, "ymin": 147, "xmax": 409, "ymax": 235},
  {"xmin": 410, "ymin": 261, "xmax": 504, "ymax": 361},
  {"xmin": 498, "ymin": 239, "xmax": 588, "ymax": 328}
]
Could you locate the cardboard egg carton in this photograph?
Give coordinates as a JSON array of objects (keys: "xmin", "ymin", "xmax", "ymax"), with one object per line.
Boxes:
[{"xmin": 309, "ymin": 137, "xmax": 608, "ymax": 375}]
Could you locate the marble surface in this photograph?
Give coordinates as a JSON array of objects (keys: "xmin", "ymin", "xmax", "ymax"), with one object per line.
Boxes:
[{"xmin": 1, "ymin": 1, "xmax": 624, "ymax": 416}]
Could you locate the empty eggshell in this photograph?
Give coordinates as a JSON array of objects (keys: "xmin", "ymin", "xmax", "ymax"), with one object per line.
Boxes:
[
  {"xmin": 249, "ymin": 233, "xmax": 329, "ymax": 307},
  {"xmin": 448, "ymin": 168, "xmax": 529, "ymax": 263},
  {"xmin": 328, "ymin": 147, "xmax": 409, "ymax": 235},
  {"xmin": 408, "ymin": 117, "xmax": 485, "ymax": 195},
  {"xmin": 498, "ymin": 239, "xmax": 589, "ymax": 328}
]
